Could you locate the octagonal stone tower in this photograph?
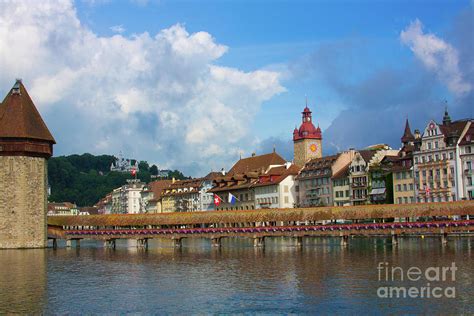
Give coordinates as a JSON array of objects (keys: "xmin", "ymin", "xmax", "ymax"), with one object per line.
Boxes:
[{"xmin": 0, "ymin": 80, "xmax": 55, "ymax": 248}]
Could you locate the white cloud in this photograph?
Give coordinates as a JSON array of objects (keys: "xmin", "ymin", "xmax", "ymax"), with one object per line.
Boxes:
[
  {"xmin": 110, "ymin": 25, "xmax": 125, "ymax": 34},
  {"xmin": 400, "ymin": 19, "xmax": 471, "ymax": 96},
  {"xmin": 0, "ymin": 0, "xmax": 284, "ymax": 176}
]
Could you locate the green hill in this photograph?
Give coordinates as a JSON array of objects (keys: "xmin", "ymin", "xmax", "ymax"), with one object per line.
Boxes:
[{"xmin": 47, "ymin": 153, "xmax": 188, "ymax": 207}]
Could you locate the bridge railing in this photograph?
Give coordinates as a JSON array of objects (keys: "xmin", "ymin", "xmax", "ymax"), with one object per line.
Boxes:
[{"xmin": 47, "ymin": 201, "xmax": 474, "ymax": 229}]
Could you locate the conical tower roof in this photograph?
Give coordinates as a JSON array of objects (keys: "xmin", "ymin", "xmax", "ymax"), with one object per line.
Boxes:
[
  {"xmin": 0, "ymin": 80, "xmax": 55, "ymax": 143},
  {"xmin": 0, "ymin": 80, "xmax": 55, "ymax": 158},
  {"xmin": 401, "ymin": 118, "xmax": 415, "ymax": 144}
]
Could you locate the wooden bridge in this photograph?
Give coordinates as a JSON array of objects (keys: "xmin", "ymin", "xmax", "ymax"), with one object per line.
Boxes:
[{"xmin": 47, "ymin": 201, "xmax": 474, "ymax": 249}]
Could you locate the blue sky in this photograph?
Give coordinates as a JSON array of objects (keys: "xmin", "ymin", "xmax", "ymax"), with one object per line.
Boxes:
[{"xmin": 1, "ymin": 0, "xmax": 473, "ymax": 176}]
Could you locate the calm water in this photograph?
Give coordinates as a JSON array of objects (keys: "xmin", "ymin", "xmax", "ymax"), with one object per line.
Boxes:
[{"xmin": 0, "ymin": 237, "xmax": 473, "ymax": 314}]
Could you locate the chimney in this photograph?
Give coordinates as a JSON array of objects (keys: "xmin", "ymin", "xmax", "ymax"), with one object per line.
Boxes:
[
  {"xmin": 172, "ymin": 177, "xmax": 176, "ymax": 184},
  {"xmin": 251, "ymin": 152, "xmax": 256, "ymax": 157},
  {"xmin": 221, "ymin": 168, "xmax": 226, "ymax": 176}
]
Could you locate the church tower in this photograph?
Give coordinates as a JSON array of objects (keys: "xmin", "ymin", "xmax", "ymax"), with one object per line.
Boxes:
[
  {"xmin": 0, "ymin": 80, "xmax": 55, "ymax": 248},
  {"xmin": 293, "ymin": 104, "xmax": 322, "ymax": 167}
]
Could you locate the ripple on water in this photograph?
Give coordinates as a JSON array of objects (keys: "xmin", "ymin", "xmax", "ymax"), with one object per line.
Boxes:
[{"xmin": 0, "ymin": 237, "xmax": 472, "ymax": 314}]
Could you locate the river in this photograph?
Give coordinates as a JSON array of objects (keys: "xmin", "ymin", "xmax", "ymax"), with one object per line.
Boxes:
[{"xmin": 0, "ymin": 237, "xmax": 472, "ymax": 314}]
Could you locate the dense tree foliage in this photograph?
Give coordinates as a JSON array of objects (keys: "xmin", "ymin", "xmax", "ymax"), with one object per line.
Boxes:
[{"xmin": 48, "ymin": 153, "xmax": 189, "ymax": 207}]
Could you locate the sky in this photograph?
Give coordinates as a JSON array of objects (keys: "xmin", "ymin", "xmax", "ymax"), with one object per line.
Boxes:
[{"xmin": 0, "ymin": 0, "xmax": 473, "ymax": 176}]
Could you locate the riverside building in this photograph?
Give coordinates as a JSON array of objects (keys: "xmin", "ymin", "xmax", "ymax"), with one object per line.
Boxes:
[{"xmin": 413, "ymin": 109, "xmax": 470, "ymax": 202}]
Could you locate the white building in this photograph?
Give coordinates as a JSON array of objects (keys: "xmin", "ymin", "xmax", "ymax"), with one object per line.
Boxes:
[
  {"xmin": 458, "ymin": 121, "xmax": 474, "ymax": 200},
  {"xmin": 110, "ymin": 151, "xmax": 139, "ymax": 173},
  {"xmin": 111, "ymin": 180, "xmax": 146, "ymax": 214},
  {"xmin": 413, "ymin": 110, "xmax": 470, "ymax": 202},
  {"xmin": 254, "ymin": 163, "xmax": 300, "ymax": 209}
]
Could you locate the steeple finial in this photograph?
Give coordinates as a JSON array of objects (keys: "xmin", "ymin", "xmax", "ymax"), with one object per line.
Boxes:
[{"xmin": 443, "ymin": 100, "xmax": 451, "ymax": 125}]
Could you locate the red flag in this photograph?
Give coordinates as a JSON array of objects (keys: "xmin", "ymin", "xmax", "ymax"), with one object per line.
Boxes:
[
  {"xmin": 214, "ymin": 194, "xmax": 222, "ymax": 206},
  {"xmin": 131, "ymin": 169, "xmax": 137, "ymax": 177}
]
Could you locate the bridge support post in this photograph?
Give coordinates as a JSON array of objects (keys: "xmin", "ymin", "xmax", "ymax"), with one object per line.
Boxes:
[
  {"xmin": 253, "ymin": 237, "xmax": 265, "ymax": 248},
  {"xmin": 75, "ymin": 239, "xmax": 80, "ymax": 248},
  {"xmin": 66, "ymin": 239, "xmax": 72, "ymax": 248},
  {"xmin": 340, "ymin": 235, "xmax": 348, "ymax": 247},
  {"xmin": 172, "ymin": 238, "xmax": 182, "ymax": 248},
  {"xmin": 211, "ymin": 237, "xmax": 221, "ymax": 248},
  {"xmin": 104, "ymin": 239, "xmax": 116, "ymax": 249},
  {"xmin": 391, "ymin": 231, "xmax": 398, "ymax": 245},
  {"xmin": 295, "ymin": 236, "xmax": 303, "ymax": 248},
  {"xmin": 441, "ymin": 230, "xmax": 448, "ymax": 245},
  {"xmin": 137, "ymin": 239, "xmax": 148, "ymax": 249},
  {"xmin": 51, "ymin": 239, "xmax": 57, "ymax": 249}
]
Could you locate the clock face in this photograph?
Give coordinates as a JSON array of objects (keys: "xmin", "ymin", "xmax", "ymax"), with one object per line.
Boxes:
[{"xmin": 308, "ymin": 142, "xmax": 318, "ymax": 155}]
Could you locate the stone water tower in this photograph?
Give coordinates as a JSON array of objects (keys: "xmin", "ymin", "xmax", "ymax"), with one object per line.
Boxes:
[{"xmin": 0, "ymin": 80, "xmax": 55, "ymax": 248}]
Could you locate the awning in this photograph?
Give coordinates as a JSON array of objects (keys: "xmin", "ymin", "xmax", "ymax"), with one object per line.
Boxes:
[{"xmin": 370, "ymin": 188, "xmax": 386, "ymax": 195}]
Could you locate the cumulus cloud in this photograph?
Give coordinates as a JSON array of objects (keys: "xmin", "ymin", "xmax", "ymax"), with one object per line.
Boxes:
[
  {"xmin": 0, "ymin": 0, "xmax": 284, "ymax": 176},
  {"xmin": 400, "ymin": 19, "xmax": 471, "ymax": 96}
]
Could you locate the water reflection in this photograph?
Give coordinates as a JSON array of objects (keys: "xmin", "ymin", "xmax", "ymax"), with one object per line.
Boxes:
[
  {"xmin": 0, "ymin": 237, "xmax": 473, "ymax": 314},
  {"xmin": 0, "ymin": 250, "xmax": 46, "ymax": 314}
]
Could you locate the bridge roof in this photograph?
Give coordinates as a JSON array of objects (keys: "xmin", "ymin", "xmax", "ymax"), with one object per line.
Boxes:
[{"xmin": 48, "ymin": 201, "xmax": 474, "ymax": 227}]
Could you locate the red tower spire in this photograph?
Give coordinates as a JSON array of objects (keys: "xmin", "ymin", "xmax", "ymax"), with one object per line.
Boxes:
[{"xmin": 293, "ymin": 105, "xmax": 321, "ymax": 141}]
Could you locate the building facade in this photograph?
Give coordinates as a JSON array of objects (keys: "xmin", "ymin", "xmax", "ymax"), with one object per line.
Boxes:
[
  {"xmin": 254, "ymin": 164, "xmax": 299, "ymax": 209},
  {"xmin": 458, "ymin": 121, "xmax": 474, "ymax": 200},
  {"xmin": 110, "ymin": 151, "xmax": 139, "ymax": 173},
  {"xmin": 160, "ymin": 174, "xmax": 219, "ymax": 213},
  {"xmin": 111, "ymin": 180, "xmax": 146, "ymax": 214},
  {"xmin": 332, "ymin": 164, "xmax": 351, "ymax": 206},
  {"xmin": 47, "ymin": 202, "xmax": 78, "ymax": 216},
  {"xmin": 296, "ymin": 155, "xmax": 338, "ymax": 207},
  {"xmin": 210, "ymin": 152, "xmax": 287, "ymax": 211},
  {"xmin": 413, "ymin": 110, "xmax": 469, "ymax": 203},
  {"xmin": 392, "ymin": 119, "xmax": 416, "ymax": 204}
]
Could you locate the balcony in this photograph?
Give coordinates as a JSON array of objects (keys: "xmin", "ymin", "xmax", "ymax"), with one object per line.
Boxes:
[
  {"xmin": 352, "ymin": 195, "xmax": 367, "ymax": 201},
  {"xmin": 351, "ymin": 182, "xmax": 367, "ymax": 188}
]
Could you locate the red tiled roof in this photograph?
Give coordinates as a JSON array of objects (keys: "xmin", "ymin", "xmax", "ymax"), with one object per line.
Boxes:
[
  {"xmin": 228, "ymin": 152, "xmax": 286, "ymax": 175},
  {"xmin": 459, "ymin": 121, "xmax": 474, "ymax": 146},
  {"xmin": 359, "ymin": 149, "xmax": 377, "ymax": 163},
  {"xmin": 439, "ymin": 120, "xmax": 469, "ymax": 139},
  {"xmin": 0, "ymin": 80, "xmax": 55, "ymax": 143},
  {"xmin": 254, "ymin": 164, "xmax": 300, "ymax": 187},
  {"xmin": 148, "ymin": 180, "xmax": 173, "ymax": 200},
  {"xmin": 331, "ymin": 162, "xmax": 350, "ymax": 179}
]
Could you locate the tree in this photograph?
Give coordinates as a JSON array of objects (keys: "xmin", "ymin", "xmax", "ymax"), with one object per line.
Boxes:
[
  {"xmin": 48, "ymin": 154, "xmax": 190, "ymax": 207},
  {"xmin": 150, "ymin": 164, "xmax": 159, "ymax": 176},
  {"xmin": 138, "ymin": 161, "xmax": 149, "ymax": 172}
]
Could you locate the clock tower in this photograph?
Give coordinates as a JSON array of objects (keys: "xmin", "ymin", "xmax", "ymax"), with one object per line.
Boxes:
[{"xmin": 293, "ymin": 104, "xmax": 322, "ymax": 167}]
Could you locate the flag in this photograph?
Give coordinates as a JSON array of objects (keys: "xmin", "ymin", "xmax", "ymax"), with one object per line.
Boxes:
[
  {"xmin": 131, "ymin": 169, "xmax": 137, "ymax": 176},
  {"xmin": 228, "ymin": 193, "xmax": 237, "ymax": 205},
  {"xmin": 214, "ymin": 194, "xmax": 222, "ymax": 206}
]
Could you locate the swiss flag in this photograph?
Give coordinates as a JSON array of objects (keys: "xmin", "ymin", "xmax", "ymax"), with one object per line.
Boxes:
[
  {"xmin": 214, "ymin": 194, "xmax": 222, "ymax": 206},
  {"xmin": 131, "ymin": 169, "xmax": 137, "ymax": 177}
]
